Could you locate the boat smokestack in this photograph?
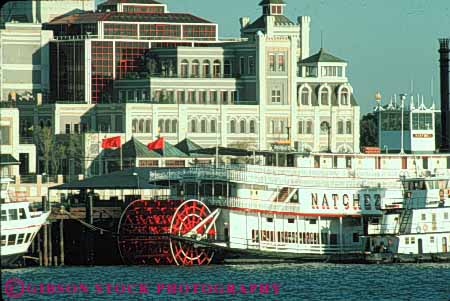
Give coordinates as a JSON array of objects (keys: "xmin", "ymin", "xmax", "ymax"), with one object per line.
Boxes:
[{"xmin": 439, "ymin": 38, "xmax": 450, "ymax": 152}]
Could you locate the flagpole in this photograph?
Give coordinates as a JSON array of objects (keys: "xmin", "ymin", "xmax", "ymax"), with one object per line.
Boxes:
[{"xmin": 120, "ymin": 141, "xmax": 123, "ymax": 171}]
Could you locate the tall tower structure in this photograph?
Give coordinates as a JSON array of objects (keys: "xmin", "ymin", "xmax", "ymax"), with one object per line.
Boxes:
[{"xmin": 439, "ymin": 38, "xmax": 450, "ymax": 152}]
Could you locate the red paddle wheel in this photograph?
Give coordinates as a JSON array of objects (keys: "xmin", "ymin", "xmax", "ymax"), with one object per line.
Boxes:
[
  {"xmin": 169, "ymin": 199, "xmax": 216, "ymax": 265},
  {"xmin": 117, "ymin": 199, "xmax": 217, "ymax": 265}
]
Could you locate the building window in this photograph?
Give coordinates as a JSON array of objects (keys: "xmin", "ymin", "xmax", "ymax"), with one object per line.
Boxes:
[
  {"xmin": 240, "ymin": 57, "xmax": 245, "ymax": 74},
  {"xmin": 341, "ymin": 88, "xmax": 349, "ymax": 105},
  {"xmin": 158, "ymin": 119, "xmax": 164, "ymax": 133},
  {"xmin": 271, "ymin": 89, "xmax": 281, "ymax": 103},
  {"xmin": 177, "ymin": 91, "xmax": 186, "ymax": 104},
  {"xmin": 269, "ymin": 54, "xmax": 276, "ymax": 72},
  {"xmin": 230, "ymin": 120, "xmax": 236, "ymax": 134},
  {"xmin": 164, "ymin": 120, "xmax": 170, "ymax": 133},
  {"xmin": 306, "ymin": 66, "xmax": 317, "ymax": 77},
  {"xmin": 191, "ymin": 60, "xmax": 200, "ymax": 77},
  {"xmin": 300, "ymin": 87, "xmax": 309, "ymax": 105},
  {"xmin": 190, "ymin": 120, "xmax": 197, "ymax": 133},
  {"xmin": 224, "ymin": 59, "xmax": 232, "ymax": 77},
  {"xmin": 210, "ymin": 91, "xmax": 218, "ymax": 104},
  {"xmin": 267, "ymin": 217, "xmax": 273, "ymax": 223},
  {"xmin": 180, "ymin": 60, "xmax": 189, "ymax": 77},
  {"xmin": 278, "ymin": 54, "xmax": 285, "ymax": 72},
  {"xmin": 249, "ymin": 120, "xmax": 256, "ymax": 134},
  {"xmin": 132, "ymin": 119, "xmax": 138, "ymax": 133},
  {"xmin": 240, "ymin": 120, "xmax": 246, "ymax": 133},
  {"xmin": 248, "ymin": 56, "xmax": 255, "ymax": 74},
  {"xmin": 0, "ymin": 126, "xmax": 10, "ymax": 145},
  {"xmin": 213, "ymin": 60, "xmax": 221, "ymax": 78},
  {"xmin": 298, "ymin": 121, "xmax": 304, "ymax": 134},
  {"xmin": 338, "ymin": 121, "xmax": 344, "ymax": 134},
  {"xmin": 188, "ymin": 91, "xmax": 196, "ymax": 104},
  {"xmin": 320, "ymin": 89, "xmax": 329, "ymax": 105},
  {"xmin": 320, "ymin": 121, "xmax": 330, "ymax": 135},
  {"xmin": 145, "ymin": 119, "xmax": 152, "ymax": 133},
  {"xmin": 346, "ymin": 120, "xmax": 352, "ymax": 134},
  {"xmin": 171, "ymin": 120, "xmax": 178, "ymax": 133},
  {"xmin": 322, "ymin": 66, "xmax": 342, "ymax": 77},
  {"xmin": 201, "ymin": 120, "xmax": 207, "ymax": 133},
  {"xmin": 74, "ymin": 124, "xmax": 80, "ymax": 134},
  {"xmin": 202, "ymin": 60, "xmax": 210, "ymax": 77},
  {"xmin": 65, "ymin": 124, "xmax": 71, "ymax": 134},
  {"xmin": 231, "ymin": 91, "xmax": 237, "ymax": 103},
  {"xmin": 306, "ymin": 120, "xmax": 313, "ymax": 134},
  {"xmin": 221, "ymin": 91, "xmax": 228, "ymax": 104},
  {"xmin": 210, "ymin": 120, "xmax": 216, "ymax": 133}
]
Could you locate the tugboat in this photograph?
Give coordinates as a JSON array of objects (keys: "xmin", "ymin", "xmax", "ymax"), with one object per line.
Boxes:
[
  {"xmin": 1, "ymin": 178, "xmax": 50, "ymax": 267},
  {"xmin": 363, "ymin": 174, "xmax": 450, "ymax": 263}
]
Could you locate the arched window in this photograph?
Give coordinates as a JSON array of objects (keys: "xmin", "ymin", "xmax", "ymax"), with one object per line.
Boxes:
[
  {"xmin": 306, "ymin": 120, "xmax": 313, "ymax": 134},
  {"xmin": 191, "ymin": 60, "xmax": 200, "ymax": 77},
  {"xmin": 224, "ymin": 59, "xmax": 232, "ymax": 77},
  {"xmin": 190, "ymin": 119, "xmax": 197, "ymax": 133},
  {"xmin": 139, "ymin": 119, "xmax": 144, "ymax": 133},
  {"xmin": 201, "ymin": 119, "xmax": 207, "ymax": 133},
  {"xmin": 230, "ymin": 120, "xmax": 236, "ymax": 133},
  {"xmin": 213, "ymin": 60, "xmax": 221, "ymax": 78},
  {"xmin": 145, "ymin": 119, "xmax": 152, "ymax": 133},
  {"xmin": 320, "ymin": 121, "xmax": 330, "ymax": 134},
  {"xmin": 132, "ymin": 119, "xmax": 138, "ymax": 133},
  {"xmin": 158, "ymin": 119, "xmax": 164, "ymax": 133},
  {"xmin": 164, "ymin": 119, "xmax": 170, "ymax": 133},
  {"xmin": 298, "ymin": 120, "xmax": 304, "ymax": 134},
  {"xmin": 270, "ymin": 120, "xmax": 275, "ymax": 134},
  {"xmin": 340, "ymin": 88, "xmax": 349, "ymax": 105},
  {"xmin": 202, "ymin": 60, "xmax": 210, "ymax": 77},
  {"xmin": 320, "ymin": 88, "xmax": 330, "ymax": 105},
  {"xmin": 46, "ymin": 120, "xmax": 52, "ymax": 128},
  {"xmin": 338, "ymin": 120, "xmax": 344, "ymax": 134},
  {"xmin": 240, "ymin": 120, "xmax": 246, "ymax": 133},
  {"xmin": 210, "ymin": 119, "xmax": 216, "ymax": 133},
  {"xmin": 39, "ymin": 120, "xmax": 44, "ymax": 128},
  {"xmin": 278, "ymin": 120, "xmax": 284, "ymax": 134},
  {"xmin": 180, "ymin": 59, "xmax": 189, "ymax": 78},
  {"xmin": 299, "ymin": 86, "xmax": 310, "ymax": 105},
  {"xmin": 171, "ymin": 120, "xmax": 178, "ymax": 133},
  {"xmin": 249, "ymin": 120, "xmax": 256, "ymax": 134},
  {"xmin": 346, "ymin": 120, "xmax": 352, "ymax": 134}
]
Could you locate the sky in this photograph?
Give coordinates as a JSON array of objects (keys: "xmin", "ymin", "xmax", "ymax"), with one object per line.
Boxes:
[{"xmin": 97, "ymin": 0, "xmax": 450, "ymax": 114}]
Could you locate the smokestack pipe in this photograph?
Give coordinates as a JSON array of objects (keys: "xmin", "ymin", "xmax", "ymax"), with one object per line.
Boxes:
[{"xmin": 439, "ymin": 38, "xmax": 450, "ymax": 152}]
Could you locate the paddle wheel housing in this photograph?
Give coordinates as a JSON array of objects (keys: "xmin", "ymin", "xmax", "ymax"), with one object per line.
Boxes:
[{"xmin": 117, "ymin": 199, "xmax": 217, "ymax": 265}]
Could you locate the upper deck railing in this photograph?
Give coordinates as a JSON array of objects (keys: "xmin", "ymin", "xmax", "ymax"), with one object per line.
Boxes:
[{"xmin": 149, "ymin": 164, "xmax": 450, "ymax": 189}]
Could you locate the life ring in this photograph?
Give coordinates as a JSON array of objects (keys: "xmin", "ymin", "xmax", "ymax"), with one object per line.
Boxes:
[{"xmin": 422, "ymin": 224, "xmax": 429, "ymax": 232}]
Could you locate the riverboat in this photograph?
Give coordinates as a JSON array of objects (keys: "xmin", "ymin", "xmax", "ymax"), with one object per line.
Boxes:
[
  {"xmin": 116, "ymin": 153, "xmax": 450, "ymax": 265},
  {"xmin": 1, "ymin": 177, "xmax": 50, "ymax": 267}
]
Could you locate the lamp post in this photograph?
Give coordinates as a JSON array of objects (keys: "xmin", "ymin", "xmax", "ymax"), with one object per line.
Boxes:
[{"xmin": 399, "ymin": 93, "xmax": 406, "ymax": 154}]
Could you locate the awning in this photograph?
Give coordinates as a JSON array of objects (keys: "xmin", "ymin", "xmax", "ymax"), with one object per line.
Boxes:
[
  {"xmin": 0, "ymin": 154, "xmax": 20, "ymax": 165},
  {"xmin": 50, "ymin": 167, "xmax": 165, "ymax": 190}
]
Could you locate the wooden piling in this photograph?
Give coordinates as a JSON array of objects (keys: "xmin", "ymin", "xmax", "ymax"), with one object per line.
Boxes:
[
  {"xmin": 43, "ymin": 225, "xmax": 48, "ymax": 267},
  {"xmin": 38, "ymin": 231, "xmax": 42, "ymax": 266},
  {"xmin": 48, "ymin": 222, "xmax": 53, "ymax": 266},
  {"xmin": 59, "ymin": 219, "xmax": 65, "ymax": 266}
]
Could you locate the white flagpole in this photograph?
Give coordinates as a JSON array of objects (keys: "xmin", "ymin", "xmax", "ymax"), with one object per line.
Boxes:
[{"xmin": 120, "ymin": 138, "xmax": 123, "ymax": 171}]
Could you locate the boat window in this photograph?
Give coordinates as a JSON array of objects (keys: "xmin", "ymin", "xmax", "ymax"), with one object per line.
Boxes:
[
  {"xmin": 1, "ymin": 210, "xmax": 6, "ymax": 221},
  {"xmin": 19, "ymin": 208, "xmax": 27, "ymax": 219},
  {"xmin": 24, "ymin": 233, "xmax": 32, "ymax": 243},
  {"xmin": 8, "ymin": 209, "xmax": 18, "ymax": 220},
  {"xmin": 17, "ymin": 233, "xmax": 25, "ymax": 244},
  {"xmin": 370, "ymin": 218, "xmax": 379, "ymax": 225},
  {"xmin": 0, "ymin": 235, "xmax": 6, "ymax": 246},
  {"xmin": 309, "ymin": 219, "xmax": 317, "ymax": 224},
  {"xmin": 266, "ymin": 217, "xmax": 273, "ymax": 223},
  {"xmin": 7, "ymin": 234, "xmax": 16, "ymax": 245}
]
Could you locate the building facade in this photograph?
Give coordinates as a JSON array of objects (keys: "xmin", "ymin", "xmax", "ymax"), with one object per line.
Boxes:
[{"xmin": 10, "ymin": 0, "xmax": 361, "ymax": 175}]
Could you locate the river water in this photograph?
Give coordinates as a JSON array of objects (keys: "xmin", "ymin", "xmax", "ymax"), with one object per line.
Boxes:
[{"xmin": 2, "ymin": 263, "xmax": 450, "ymax": 300}]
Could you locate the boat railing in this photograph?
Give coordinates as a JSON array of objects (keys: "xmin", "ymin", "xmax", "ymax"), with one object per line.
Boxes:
[
  {"xmin": 149, "ymin": 166, "xmax": 404, "ymax": 189},
  {"xmin": 231, "ymin": 237, "xmax": 361, "ymax": 254}
]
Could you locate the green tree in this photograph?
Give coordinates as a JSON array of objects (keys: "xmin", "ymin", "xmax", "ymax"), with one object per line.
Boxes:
[
  {"xmin": 360, "ymin": 113, "xmax": 379, "ymax": 147},
  {"xmin": 33, "ymin": 126, "xmax": 55, "ymax": 174}
]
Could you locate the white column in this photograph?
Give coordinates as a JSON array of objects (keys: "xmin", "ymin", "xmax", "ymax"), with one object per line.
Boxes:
[{"xmin": 339, "ymin": 216, "xmax": 343, "ymax": 253}]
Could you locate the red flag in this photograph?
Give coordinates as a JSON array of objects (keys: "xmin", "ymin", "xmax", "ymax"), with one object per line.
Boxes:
[
  {"xmin": 147, "ymin": 137, "xmax": 164, "ymax": 150},
  {"xmin": 102, "ymin": 136, "xmax": 121, "ymax": 149}
]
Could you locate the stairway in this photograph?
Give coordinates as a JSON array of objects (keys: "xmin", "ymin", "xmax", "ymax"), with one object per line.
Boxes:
[
  {"xmin": 275, "ymin": 187, "xmax": 290, "ymax": 202},
  {"xmin": 398, "ymin": 209, "xmax": 412, "ymax": 234}
]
